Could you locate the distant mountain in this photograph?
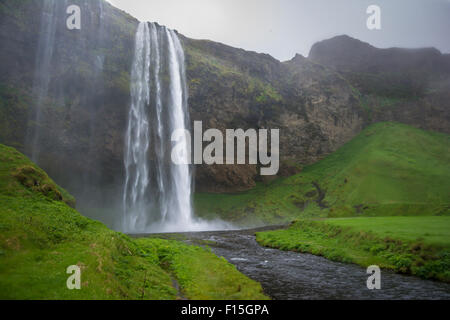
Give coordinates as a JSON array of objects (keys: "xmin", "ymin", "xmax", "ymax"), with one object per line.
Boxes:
[
  {"xmin": 309, "ymin": 35, "xmax": 450, "ymax": 136},
  {"xmin": 309, "ymin": 35, "xmax": 450, "ymax": 75}
]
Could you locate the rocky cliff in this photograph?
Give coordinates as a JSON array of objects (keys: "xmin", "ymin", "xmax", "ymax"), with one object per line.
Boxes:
[
  {"xmin": 0, "ymin": 1, "xmax": 448, "ymax": 216},
  {"xmin": 182, "ymin": 37, "xmax": 364, "ymax": 192},
  {"xmin": 0, "ymin": 0, "xmax": 137, "ymax": 218}
]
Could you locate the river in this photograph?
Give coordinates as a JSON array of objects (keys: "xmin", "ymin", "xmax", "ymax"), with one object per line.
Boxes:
[{"xmin": 139, "ymin": 226, "xmax": 450, "ymax": 300}]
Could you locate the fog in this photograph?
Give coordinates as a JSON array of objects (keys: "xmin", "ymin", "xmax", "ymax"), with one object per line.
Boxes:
[{"xmin": 106, "ymin": 0, "xmax": 450, "ymax": 61}]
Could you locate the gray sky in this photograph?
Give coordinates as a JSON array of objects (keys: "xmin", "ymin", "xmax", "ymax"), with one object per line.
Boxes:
[{"xmin": 106, "ymin": 0, "xmax": 450, "ymax": 61}]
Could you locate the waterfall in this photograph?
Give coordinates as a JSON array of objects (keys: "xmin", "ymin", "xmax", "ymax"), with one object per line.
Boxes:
[
  {"xmin": 26, "ymin": 2, "xmax": 230, "ymax": 232},
  {"xmin": 27, "ymin": 0, "xmax": 61, "ymax": 162},
  {"xmin": 123, "ymin": 22, "xmax": 152, "ymax": 232},
  {"xmin": 165, "ymin": 28, "xmax": 193, "ymax": 227},
  {"xmin": 123, "ymin": 22, "xmax": 196, "ymax": 233}
]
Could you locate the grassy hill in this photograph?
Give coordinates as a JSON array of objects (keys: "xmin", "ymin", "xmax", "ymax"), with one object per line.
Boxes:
[
  {"xmin": 195, "ymin": 122, "xmax": 450, "ymax": 224},
  {"xmin": 0, "ymin": 144, "xmax": 268, "ymax": 300}
]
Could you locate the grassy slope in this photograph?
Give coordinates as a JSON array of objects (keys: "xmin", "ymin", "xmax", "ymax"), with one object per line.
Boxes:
[
  {"xmin": 136, "ymin": 238, "xmax": 268, "ymax": 300},
  {"xmin": 256, "ymin": 217, "xmax": 450, "ymax": 282},
  {"xmin": 0, "ymin": 144, "xmax": 267, "ymax": 300},
  {"xmin": 195, "ymin": 122, "xmax": 450, "ymax": 224}
]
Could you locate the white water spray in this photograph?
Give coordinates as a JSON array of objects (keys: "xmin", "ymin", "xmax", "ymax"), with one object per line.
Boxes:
[
  {"xmin": 123, "ymin": 22, "xmax": 151, "ymax": 232},
  {"xmin": 123, "ymin": 22, "xmax": 232, "ymax": 233}
]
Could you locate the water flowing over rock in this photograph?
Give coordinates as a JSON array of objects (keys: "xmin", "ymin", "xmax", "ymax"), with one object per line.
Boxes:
[
  {"xmin": 27, "ymin": 0, "xmax": 60, "ymax": 162},
  {"xmin": 0, "ymin": 0, "xmax": 448, "ymax": 227},
  {"xmin": 123, "ymin": 22, "xmax": 197, "ymax": 233}
]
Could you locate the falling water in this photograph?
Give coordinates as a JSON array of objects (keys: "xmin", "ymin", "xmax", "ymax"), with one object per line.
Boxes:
[
  {"xmin": 27, "ymin": 0, "xmax": 61, "ymax": 162},
  {"xmin": 26, "ymin": 0, "xmax": 115, "ymax": 225},
  {"xmin": 164, "ymin": 27, "xmax": 193, "ymax": 228},
  {"xmin": 123, "ymin": 22, "xmax": 227, "ymax": 233},
  {"xmin": 123, "ymin": 22, "xmax": 152, "ymax": 232}
]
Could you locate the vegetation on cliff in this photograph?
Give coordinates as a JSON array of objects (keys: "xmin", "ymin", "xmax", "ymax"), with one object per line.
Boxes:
[
  {"xmin": 195, "ymin": 122, "xmax": 450, "ymax": 224},
  {"xmin": 0, "ymin": 144, "xmax": 267, "ymax": 300}
]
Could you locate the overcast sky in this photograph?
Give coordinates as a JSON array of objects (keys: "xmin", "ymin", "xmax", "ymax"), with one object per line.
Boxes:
[{"xmin": 106, "ymin": 0, "xmax": 450, "ymax": 61}]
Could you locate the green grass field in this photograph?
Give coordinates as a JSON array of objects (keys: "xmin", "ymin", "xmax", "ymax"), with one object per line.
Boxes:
[
  {"xmin": 195, "ymin": 122, "xmax": 450, "ymax": 224},
  {"xmin": 0, "ymin": 144, "xmax": 268, "ymax": 300},
  {"xmin": 256, "ymin": 217, "xmax": 450, "ymax": 282},
  {"xmin": 325, "ymin": 217, "xmax": 450, "ymax": 247},
  {"xmin": 196, "ymin": 122, "xmax": 450, "ymax": 282}
]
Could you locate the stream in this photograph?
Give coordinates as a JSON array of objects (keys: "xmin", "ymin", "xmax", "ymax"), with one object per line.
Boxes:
[{"xmin": 142, "ymin": 226, "xmax": 450, "ymax": 300}]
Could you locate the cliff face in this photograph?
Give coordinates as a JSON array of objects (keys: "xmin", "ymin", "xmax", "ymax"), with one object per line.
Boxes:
[
  {"xmin": 0, "ymin": 0, "xmax": 447, "ymax": 206},
  {"xmin": 0, "ymin": 0, "xmax": 138, "ymax": 213},
  {"xmin": 182, "ymin": 38, "xmax": 364, "ymax": 192}
]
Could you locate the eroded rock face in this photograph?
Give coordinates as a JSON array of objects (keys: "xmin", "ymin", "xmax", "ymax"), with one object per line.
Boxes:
[
  {"xmin": 183, "ymin": 39, "xmax": 365, "ymax": 192},
  {"xmin": 0, "ymin": 1, "xmax": 447, "ymax": 200},
  {"xmin": 0, "ymin": 0, "xmax": 138, "ymax": 201}
]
